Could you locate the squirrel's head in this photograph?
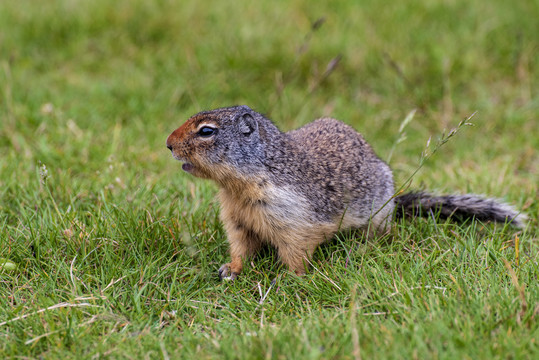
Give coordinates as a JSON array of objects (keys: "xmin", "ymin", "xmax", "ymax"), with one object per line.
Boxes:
[{"xmin": 166, "ymin": 105, "xmax": 265, "ymax": 181}]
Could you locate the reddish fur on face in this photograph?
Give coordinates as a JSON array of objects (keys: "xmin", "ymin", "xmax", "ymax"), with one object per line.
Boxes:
[
  {"xmin": 166, "ymin": 121, "xmax": 191, "ymax": 148},
  {"xmin": 166, "ymin": 115, "xmax": 203, "ymax": 152},
  {"xmin": 166, "ymin": 114, "xmax": 221, "ymax": 179}
]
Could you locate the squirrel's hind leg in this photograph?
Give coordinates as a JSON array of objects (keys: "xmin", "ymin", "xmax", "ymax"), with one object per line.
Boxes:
[{"xmin": 275, "ymin": 230, "xmax": 333, "ymax": 275}]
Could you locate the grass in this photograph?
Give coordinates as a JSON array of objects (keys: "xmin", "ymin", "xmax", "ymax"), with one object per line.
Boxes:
[{"xmin": 0, "ymin": 0, "xmax": 538, "ymax": 358}]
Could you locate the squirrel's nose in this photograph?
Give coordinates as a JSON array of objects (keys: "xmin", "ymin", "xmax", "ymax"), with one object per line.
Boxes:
[{"xmin": 166, "ymin": 144, "xmax": 172, "ymax": 151}]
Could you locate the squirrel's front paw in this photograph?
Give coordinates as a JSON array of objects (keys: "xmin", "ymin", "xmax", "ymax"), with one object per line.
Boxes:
[{"xmin": 218, "ymin": 263, "xmax": 238, "ymax": 281}]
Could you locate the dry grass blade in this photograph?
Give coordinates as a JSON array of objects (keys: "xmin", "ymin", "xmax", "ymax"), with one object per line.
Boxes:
[
  {"xmin": 0, "ymin": 302, "xmax": 100, "ymax": 327},
  {"xmin": 502, "ymin": 258, "xmax": 528, "ymax": 325}
]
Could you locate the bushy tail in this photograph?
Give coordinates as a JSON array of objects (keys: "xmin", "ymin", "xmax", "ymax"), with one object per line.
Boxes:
[{"xmin": 394, "ymin": 192, "xmax": 526, "ymax": 228}]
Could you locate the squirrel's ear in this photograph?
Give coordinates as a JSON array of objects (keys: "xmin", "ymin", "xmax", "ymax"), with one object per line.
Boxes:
[{"xmin": 238, "ymin": 113, "xmax": 258, "ymax": 137}]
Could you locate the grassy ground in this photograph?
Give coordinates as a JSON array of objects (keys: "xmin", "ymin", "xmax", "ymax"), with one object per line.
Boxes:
[{"xmin": 1, "ymin": 0, "xmax": 538, "ymax": 358}]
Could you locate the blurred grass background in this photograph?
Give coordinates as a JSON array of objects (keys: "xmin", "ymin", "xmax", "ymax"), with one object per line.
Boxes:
[
  {"xmin": 1, "ymin": 0, "xmax": 537, "ymax": 191},
  {"xmin": 0, "ymin": 0, "xmax": 537, "ymax": 358}
]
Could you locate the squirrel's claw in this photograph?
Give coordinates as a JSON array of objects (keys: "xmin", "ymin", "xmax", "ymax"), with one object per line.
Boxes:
[{"xmin": 218, "ymin": 263, "xmax": 237, "ymax": 281}]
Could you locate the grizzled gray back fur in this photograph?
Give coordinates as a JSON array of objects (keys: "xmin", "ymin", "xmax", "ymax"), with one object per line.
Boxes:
[{"xmin": 209, "ymin": 106, "xmax": 396, "ymax": 223}]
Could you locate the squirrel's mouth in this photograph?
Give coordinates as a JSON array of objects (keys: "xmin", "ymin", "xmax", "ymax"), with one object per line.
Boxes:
[{"xmin": 182, "ymin": 162, "xmax": 194, "ymax": 173}]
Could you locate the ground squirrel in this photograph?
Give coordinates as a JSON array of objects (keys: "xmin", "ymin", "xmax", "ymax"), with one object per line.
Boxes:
[{"xmin": 166, "ymin": 105, "xmax": 526, "ymax": 280}]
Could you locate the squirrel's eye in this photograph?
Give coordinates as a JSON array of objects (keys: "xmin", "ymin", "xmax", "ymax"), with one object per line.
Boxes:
[{"xmin": 198, "ymin": 126, "xmax": 216, "ymax": 137}]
